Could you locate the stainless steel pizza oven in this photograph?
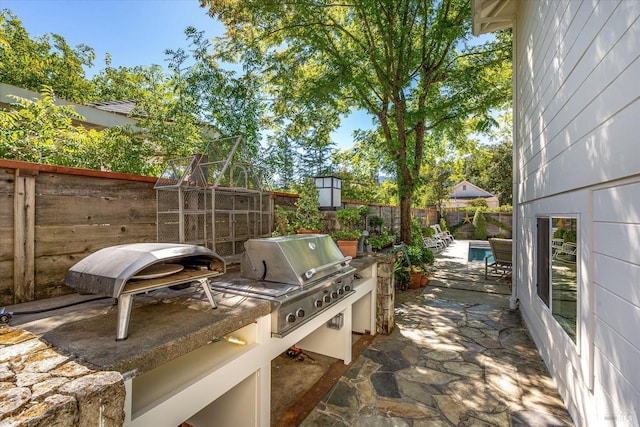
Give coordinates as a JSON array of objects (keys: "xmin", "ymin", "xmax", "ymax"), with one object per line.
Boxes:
[
  {"xmin": 210, "ymin": 234, "xmax": 356, "ymax": 337},
  {"xmin": 65, "ymin": 243, "xmax": 225, "ymax": 340}
]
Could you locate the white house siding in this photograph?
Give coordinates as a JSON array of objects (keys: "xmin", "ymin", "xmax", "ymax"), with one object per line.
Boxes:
[{"xmin": 514, "ymin": 1, "xmax": 640, "ymax": 426}]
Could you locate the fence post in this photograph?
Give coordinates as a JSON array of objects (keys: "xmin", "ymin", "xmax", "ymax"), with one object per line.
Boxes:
[{"xmin": 14, "ymin": 168, "xmax": 37, "ymax": 303}]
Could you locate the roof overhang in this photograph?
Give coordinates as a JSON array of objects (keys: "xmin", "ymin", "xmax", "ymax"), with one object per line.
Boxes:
[{"xmin": 472, "ymin": 0, "xmax": 517, "ymax": 35}]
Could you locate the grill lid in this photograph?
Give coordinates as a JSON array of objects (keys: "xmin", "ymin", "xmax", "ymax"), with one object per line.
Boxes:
[
  {"xmin": 240, "ymin": 234, "xmax": 351, "ymax": 286},
  {"xmin": 65, "ymin": 243, "xmax": 224, "ymax": 298}
]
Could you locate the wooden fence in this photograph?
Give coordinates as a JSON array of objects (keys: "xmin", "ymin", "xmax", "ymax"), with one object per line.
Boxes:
[{"xmin": 1, "ymin": 160, "xmax": 431, "ymax": 305}]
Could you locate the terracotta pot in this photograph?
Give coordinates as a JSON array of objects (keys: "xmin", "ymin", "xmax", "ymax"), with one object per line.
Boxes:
[
  {"xmin": 337, "ymin": 240, "xmax": 358, "ymax": 258},
  {"xmin": 295, "ymin": 229, "xmax": 322, "ymax": 234},
  {"xmin": 420, "ymin": 274, "xmax": 429, "ymax": 287},
  {"xmin": 409, "ymin": 271, "xmax": 422, "ymax": 289}
]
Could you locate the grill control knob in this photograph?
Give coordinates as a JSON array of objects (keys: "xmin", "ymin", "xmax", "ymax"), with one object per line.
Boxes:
[
  {"xmin": 338, "ymin": 288, "xmax": 345, "ymax": 295},
  {"xmin": 344, "ymin": 285, "xmax": 351, "ymax": 292},
  {"xmin": 324, "ymin": 295, "xmax": 331, "ymax": 303},
  {"xmin": 315, "ymin": 300, "xmax": 323, "ymax": 308},
  {"xmin": 286, "ymin": 313, "xmax": 296, "ymax": 323},
  {"xmin": 331, "ymin": 291, "xmax": 338, "ymax": 299},
  {"xmin": 296, "ymin": 309, "xmax": 305, "ymax": 318}
]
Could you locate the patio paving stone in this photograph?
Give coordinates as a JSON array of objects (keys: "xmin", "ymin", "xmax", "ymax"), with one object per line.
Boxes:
[{"xmin": 299, "ymin": 240, "xmax": 574, "ymax": 427}]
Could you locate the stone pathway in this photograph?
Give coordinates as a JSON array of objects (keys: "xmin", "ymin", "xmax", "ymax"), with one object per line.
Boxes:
[{"xmin": 301, "ymin": 241, "xmax": 574, "ymax": 426}]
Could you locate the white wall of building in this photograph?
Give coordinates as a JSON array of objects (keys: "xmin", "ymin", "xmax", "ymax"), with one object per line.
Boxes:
[{"xmin": 514, "ymin": 1, "xmax": 640, "ymax": 425}]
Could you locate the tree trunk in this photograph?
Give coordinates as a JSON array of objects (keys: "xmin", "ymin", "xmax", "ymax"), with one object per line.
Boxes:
[{"xmin": 400, "ymin": 193, "xmax": 412, "ymax": 245}]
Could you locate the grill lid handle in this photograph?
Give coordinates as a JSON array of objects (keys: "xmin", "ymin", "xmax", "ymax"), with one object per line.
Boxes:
[{"xmin": 304, "ymin": 257, "xmax": 352, "ymax": 280}]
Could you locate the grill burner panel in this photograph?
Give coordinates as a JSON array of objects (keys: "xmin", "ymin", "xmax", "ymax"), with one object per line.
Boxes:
[{"xmin": 212, "ymin": 234, "xmax": 356, "ymax": 337}]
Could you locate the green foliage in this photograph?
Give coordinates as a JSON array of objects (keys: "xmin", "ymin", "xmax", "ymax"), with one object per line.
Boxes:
[
  {"xmin": 469, "ymin": 198, "xmax": 489, "ymax": 208},
  {"xmin": 459, "ymin": 111, "xmax": 513, "ymax": 205},
  {"xmin": 406, "ymin": 246, "xmax": 423, "ymax": 266},
  {"xmin": 0, "ymin": 10, "xmax": 96, "ymax": 103},
  {"xmin": 472, "ymin": 209, "xmax": 487, "ymax": 240},
  {"xmin": 336, "ymin": 207, "xmax": 363, "ymax": 231},
  {"xmin": 368, "ymin": 216, "xmax": 384, "ymax": 231},
  {"xmin": 202, "ymin": 0, "xmax": 513, "ymax": 245},
  {"xmin": 331, "ymin": 230, "xmax": 361, "ymax": 241},
  {"xmin": 272, "ymin": 205, "xmax": 294, "ymax": 236},
  {"xmin": 421, "ymin": 246, "xmax": 435, "ymax": 266},
  {"xmin": 293, "ymin": 177, "xmax": 323, "ymax": 231},
  {"xmin": 563, "ymin": 230, "xmax": 577, "ymax": 243},
  {"xmin": 393, "ymin": 257, "xmax": 409, "ymax": 290},
  {"xmin": 369, "ymin": 235, "xmax": 393, "ymax": 250}
]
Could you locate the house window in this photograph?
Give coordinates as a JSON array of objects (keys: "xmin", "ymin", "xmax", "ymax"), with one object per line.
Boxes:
[{"xmin": 537, "ymin": 216, "xmax": 578, "ymax": 342}]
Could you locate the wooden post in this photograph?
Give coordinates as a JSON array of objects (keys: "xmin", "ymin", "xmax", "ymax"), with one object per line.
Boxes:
[{"xmin": 14, "ymin": 168, "xmax": 37, "ymax": 303}]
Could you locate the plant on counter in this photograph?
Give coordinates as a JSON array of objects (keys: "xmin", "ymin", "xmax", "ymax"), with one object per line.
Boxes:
[
  {"xmin": 369, "ymin": 234, "xmax": 394, "ymax": 250},
  {"xmin": 331, "ymin": 230, "xmax": 362, "ymax": 241},
  {"xmin": 332, "ymin": 207, "xmax": 363, "ymax": 241},
  {"xmin": 293, "ymin": 177, "xmax": 324, "ymax": 232}
]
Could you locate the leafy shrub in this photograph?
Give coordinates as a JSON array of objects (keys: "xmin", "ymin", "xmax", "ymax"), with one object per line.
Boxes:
[
  {"xmin": 472, "ymin": 209, "xmax": 487, "ymax": 240},
  {"xmin": 421, "ymin": 246, "xmax": 434, "ymax": 265},
  {"xmin": 406, "ymin": 245, "xmax": 423, "ymax": 265}
]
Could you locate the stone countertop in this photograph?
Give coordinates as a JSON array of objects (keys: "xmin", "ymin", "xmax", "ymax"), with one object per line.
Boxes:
[
  {"xmin": 7, "ymin": 280, "xmax": 271, "ymax": 379},
  {"xmin": 5, "ymin": 255, "xmax": 378, "ymax": 380}
]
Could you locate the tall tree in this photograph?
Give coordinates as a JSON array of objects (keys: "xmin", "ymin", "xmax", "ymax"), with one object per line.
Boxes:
[
  {"xmin": 201, "ymin": 0, "xmax": 511, "ymax": 243},
  {"xmin": 462, "ymin": 111, "xmax": 513, "ymax": 205},
  {"xmin": 0, "ymin": 10, "xmax": 96, "ymax": 103}
]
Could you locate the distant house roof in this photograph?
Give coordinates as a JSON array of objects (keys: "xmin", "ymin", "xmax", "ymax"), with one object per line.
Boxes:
[
  {"xmin": 86, "ymin": 100, "xmax": 137, "ymax": 116},
  {"xmin": 0, "ymin": 83, "xmax": 137, "ymax": 131},
  {"xmin": 449, "ymin": 180, "xmax": 496, "ymax": 200}
]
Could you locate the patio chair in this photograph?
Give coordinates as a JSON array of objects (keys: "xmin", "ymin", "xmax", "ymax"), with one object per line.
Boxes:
[
  {"xmin": 485, "ymin": 238, "xmax": 512, "ymax": 279},
  {"xmin": 554, "ymin": 242, "xmax": 577, "ymax": 261},
  {"xmin": 430, "ymin": 225, "xmax": 453, "ymax": 246},
  {"xmin": 552, "ymin": 238, "xmax": 564, "ymax": 258},
  {"xmin": 424, "ymin": 237, "xmax": 444, "ymax": 253}
]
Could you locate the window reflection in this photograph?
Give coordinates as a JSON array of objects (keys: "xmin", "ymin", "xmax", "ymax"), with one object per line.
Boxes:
[{"xmin": 551, "ymin": 217, "xmax": 577, "ymax": 342}]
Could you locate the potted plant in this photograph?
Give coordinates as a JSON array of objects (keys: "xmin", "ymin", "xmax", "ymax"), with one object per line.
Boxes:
[
  {"xmin": 293, "ymin": 177, "xmax": 323, "ymax": 233},
  {"xmin": 332, "ymin": 207, "xmax": 363, "ymax": 257},
  {"xmin": 419, "ymin": 246, "xmax": 435, "ymax": 286},
  {"xmin": 406, "ymin": 245, "xmax": 423, "ymax": 288}
]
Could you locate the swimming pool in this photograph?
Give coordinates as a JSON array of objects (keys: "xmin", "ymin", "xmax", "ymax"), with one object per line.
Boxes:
[{"xmin": 468, "ymin": 245, "xmax": 493, "ymax": 262}]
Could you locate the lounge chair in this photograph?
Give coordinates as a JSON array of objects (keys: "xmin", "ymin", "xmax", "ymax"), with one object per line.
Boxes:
[
  {"xmin": 430, "ymin": 225, "xmax": 453, "ymax": 245},
  {"xmin": 485, "ymin": 238, "xmax": 512, "ymax": 279},
  {"xmin": 552, "ymin": 238, "xmax": 564, "ymax": 257},
  {"xmin": 554, "ymin": 242, "xmax": 577, "ymax": 261},
  {"xmin": 424, "ymin": 237, "xmax": 444, "ymax": 252}
]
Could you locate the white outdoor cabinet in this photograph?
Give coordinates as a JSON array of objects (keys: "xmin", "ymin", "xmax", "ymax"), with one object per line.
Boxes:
[{"xmin": 123, "ymin": 262, "xmax": 377, "ymax": 426}]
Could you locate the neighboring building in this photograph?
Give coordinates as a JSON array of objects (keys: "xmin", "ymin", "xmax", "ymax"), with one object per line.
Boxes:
[
  {"xmin": 0, "ymin": 83, "xmax": 137, "ymax": 130},
  {"xmin": 474, "ymin": 1, "xmax": 640, "ymax": 426},
  {"xmin": 446, "ymin": 180, "xmax": 499, "ymax": 208}
]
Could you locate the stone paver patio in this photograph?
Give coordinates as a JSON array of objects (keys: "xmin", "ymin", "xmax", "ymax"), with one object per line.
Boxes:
[{"xmin": 300, "ymin": 240, "xmax": 574, "ymax": 426}]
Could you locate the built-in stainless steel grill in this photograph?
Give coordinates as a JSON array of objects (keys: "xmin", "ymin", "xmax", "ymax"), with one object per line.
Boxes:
[
  {"xmin": 210, "ymin": 234, "xmax": 355, "ymax": 337},
  {"xmin": 65, "ymin": 243, "xmax": 225, "ymax": 340}
]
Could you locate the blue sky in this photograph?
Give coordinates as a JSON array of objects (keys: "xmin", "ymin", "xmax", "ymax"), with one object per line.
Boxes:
[{"xmin": 3, "ymin": 0, "xmax": 371, "ymax": 149}]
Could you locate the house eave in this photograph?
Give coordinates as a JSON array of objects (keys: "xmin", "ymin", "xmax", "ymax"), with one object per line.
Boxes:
[{"xmin": 472, "ymin": 0, "xmax": 517, "ymax": 35}]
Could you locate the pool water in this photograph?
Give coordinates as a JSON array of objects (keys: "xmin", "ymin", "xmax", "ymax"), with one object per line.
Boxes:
[{"xmin": 468, "ymin": 246, "xmax": 493, "ymax": 262}]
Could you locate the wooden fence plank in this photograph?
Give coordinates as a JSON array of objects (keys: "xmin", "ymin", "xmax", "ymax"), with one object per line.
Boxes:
[{"xmin": 13, "ymin": 171, "xmax": 36, "ymax": 303}]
